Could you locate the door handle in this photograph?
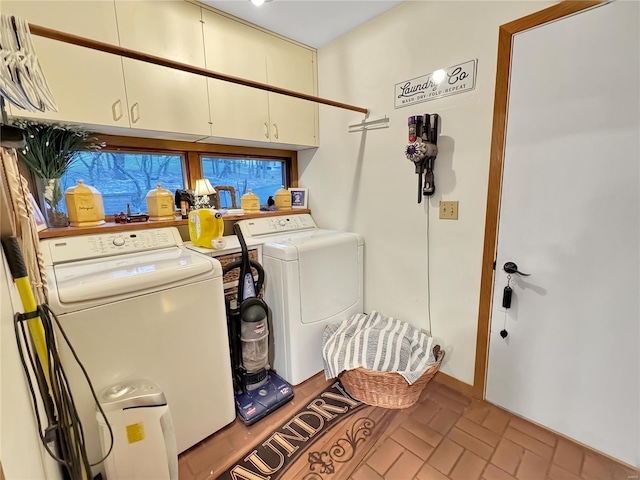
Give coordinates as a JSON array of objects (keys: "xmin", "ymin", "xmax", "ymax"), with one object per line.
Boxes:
[
  {"xmin": 273, "ymin": 123, "xmax": 279, "ymax": 140},
  {"xmin": 112, "ymin": 99, "xmax": 123, "ymax": 121},
  {"xmin": 131, "ymin": 102, "xmax": 140, "ymax": 124},
  {"xmin": 503, "ymin": 261, "xmax": 530, "ymax": 276},
  {"xmin": 264, "ymin": 122, "xmax": 269, "ymax": 139}
]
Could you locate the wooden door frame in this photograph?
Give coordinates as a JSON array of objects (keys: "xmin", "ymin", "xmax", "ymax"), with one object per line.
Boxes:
[{"xmin": 473, "ymin": 0, "xmax": 603, "ymax": 399}]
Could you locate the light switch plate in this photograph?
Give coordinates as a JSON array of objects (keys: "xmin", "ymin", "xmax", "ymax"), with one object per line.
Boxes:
[{"xmin": 439, "ymin": 201, "xmax": 459, "ymax": 220}]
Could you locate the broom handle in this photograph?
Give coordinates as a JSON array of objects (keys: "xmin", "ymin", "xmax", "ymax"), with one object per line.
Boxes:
[{"xmin": 2, "ymin": 236, "xmax": 50, "ymax": 384}]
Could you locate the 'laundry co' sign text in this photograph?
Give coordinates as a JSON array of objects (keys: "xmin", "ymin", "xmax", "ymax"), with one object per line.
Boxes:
[{"xmin": 394, "ymin": 59, "xmax": 477, "ymax": 108}]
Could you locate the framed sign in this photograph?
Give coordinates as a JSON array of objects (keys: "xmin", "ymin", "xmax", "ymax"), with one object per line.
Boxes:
[
  {"xmin": 395, "ymin": 59, "xmax": 477, "ymax": 108},
  {"xmin": 28, "ymin": 193, "xmax": 47, "ymax": 231},
  {"xmin": 289, "ymin": 188, "xmax": 308, "ymax": 209}
]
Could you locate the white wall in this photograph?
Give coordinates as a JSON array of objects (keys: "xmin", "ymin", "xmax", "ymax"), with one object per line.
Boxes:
[{"xmin": 299, "ymin": 1, "xmax": 554, "ymax": 385}]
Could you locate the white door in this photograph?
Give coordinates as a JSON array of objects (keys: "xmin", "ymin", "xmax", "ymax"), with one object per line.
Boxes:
[{"xmin": 486, "ymin": 1, "xmax": 639, "ymax": 468}]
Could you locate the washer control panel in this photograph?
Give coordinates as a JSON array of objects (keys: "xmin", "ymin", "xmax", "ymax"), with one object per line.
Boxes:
[
  {"xmin": 42, "ymin": 228, "xmax": 181, "ymax": 265},
  {"xmin": 238, "ymin": 214, "xmax": 317, "ymax": 238}
]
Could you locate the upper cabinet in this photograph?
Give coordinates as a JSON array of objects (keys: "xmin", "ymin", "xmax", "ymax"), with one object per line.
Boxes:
[
  {"xmin": 265, "ymin": 34, "xmax": 317, "ymax": 147},
  {"xmin": 1, "ymin": 1, "xmax": 130, "ymax": 127},
  {"xmin": 3, "ymin": 1, "xmax": 318, "ymax": 147},
  {"xmin": 202, "ymin": 9, "xmax": 318, "ymax": 147},
  {"xmin": 202, "ymin": 10, "xmax": 270, "ymax": 143},
  {"xmin": 114, "ymin": 1, "xmax": 211, "ymax": 137}
]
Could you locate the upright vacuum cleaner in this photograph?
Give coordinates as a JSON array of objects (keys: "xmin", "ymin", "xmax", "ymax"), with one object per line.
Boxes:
[{"xmin": 223, "ymin": 223, "xmax": 294, "ymax": 425}]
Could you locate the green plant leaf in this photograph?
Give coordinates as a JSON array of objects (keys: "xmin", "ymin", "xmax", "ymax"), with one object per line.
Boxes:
[{"xmin": 10, "ymin": 119, "xmax": 105, "ymax": 179}]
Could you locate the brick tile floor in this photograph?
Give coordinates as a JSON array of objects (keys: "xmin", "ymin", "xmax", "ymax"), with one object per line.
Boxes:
[
  {"xmin": 353, "ymin": 382, "xmax": 638, "ymax": 480},
  {"xmin": 178, "ymin": 374, "xmax": 639, "ymax": 480}
]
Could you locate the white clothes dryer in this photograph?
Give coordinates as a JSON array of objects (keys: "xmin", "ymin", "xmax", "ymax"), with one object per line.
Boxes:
[
  {"xmin": 236, "ymin": 214, "xmax": 363, "ymax": 385},
  {"xmin": 40, "ymin": 228, "xmax": 235, "ymax": 477}
]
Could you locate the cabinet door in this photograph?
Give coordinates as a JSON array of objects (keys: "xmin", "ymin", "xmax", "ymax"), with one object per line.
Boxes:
[
  {"xmin": 202, "ymin": 10, "xmax": 270, "ymax": 142},
  {"xmin": 115, "ymin": 1, "xmax": 210, "ymax": 136},
  {"xmin": 266, "ymin": 36, "xmax": 317, "ymax": 146},
  {"xmin": 2, "ymin": 1, "xmax": 129, "ymax": 127}
]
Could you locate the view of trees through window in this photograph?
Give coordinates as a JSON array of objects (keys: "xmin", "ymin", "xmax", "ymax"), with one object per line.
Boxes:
[
  {"xmin": 201, "ymin": 157, "xmax": 286, "ymax": 207},
  {"xmin": 60, "ymin": 151, "xmax": 184, "ymax": 215},
  {"xmin": 57, "ymin": 151, "xmax": 288, "ymax": 216}
]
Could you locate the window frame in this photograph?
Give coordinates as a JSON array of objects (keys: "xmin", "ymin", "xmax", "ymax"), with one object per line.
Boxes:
[
  {"xmin": 87, "ymin": 134, "xmax": 299, "ymax": 221},
  {"xmin": 26, "ymin": 134, "xmax": 298, "ymax": 227},
  {"xmin": 64, "ymin": 147, "xmax": 188, "ymax": 217},
  {"xmin": 98, "ymin": 134, "xmax": 299, "ymax": 189},
  {"xmin": 199, "ymin": 153, "xmax": 290, "ymax": 206}
]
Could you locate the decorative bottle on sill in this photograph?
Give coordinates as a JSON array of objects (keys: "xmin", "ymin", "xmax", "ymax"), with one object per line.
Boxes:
[
  {"xmin": 275, "ymin": 186, "xmax": 291, "ymax": 211},
  {"xmin": 240, "ymin": 189, "xmax": 260, "ymax": 213},
  {"xmin": 146, "ymin": 183, "xmax": 175, "ymax": 221},
  {"xmin": 65, "ymin": 180, "xmax": 105, "ymax": 227}
]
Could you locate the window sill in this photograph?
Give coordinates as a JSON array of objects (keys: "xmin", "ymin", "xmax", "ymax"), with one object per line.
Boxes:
[{"xmin": 38, "ymin": 209, "xmax": 311, "ymax": 240}]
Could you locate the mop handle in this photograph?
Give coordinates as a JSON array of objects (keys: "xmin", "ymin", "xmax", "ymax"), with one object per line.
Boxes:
[{"xmin": 1, "ymin": 236, "xmax": 50, "ymax": 382}]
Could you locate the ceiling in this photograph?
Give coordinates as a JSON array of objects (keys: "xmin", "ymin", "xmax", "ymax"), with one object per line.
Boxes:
[{"xmin": 200, "ymin": 1, "xmax": 404, "ymax": 48}]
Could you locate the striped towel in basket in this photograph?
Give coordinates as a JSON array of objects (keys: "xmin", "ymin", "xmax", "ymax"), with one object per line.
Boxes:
[{"xmin": 322, "ymin": 311, "xmax": 436, "ymax": 385}]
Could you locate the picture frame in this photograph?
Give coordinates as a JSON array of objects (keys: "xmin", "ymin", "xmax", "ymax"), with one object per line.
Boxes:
[
  {"xmin": 28, "ymin": 193, "xmax": 47, "ymax": 231},
  {"xmin": 289, "ymin": 188, "xmax": 308, "ymax": 209}
]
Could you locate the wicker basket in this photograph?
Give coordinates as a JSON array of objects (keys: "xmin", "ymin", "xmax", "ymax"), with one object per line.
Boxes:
[{"xmin": 339, "ymin": 346, "xmax": 445, "ymax": 409}]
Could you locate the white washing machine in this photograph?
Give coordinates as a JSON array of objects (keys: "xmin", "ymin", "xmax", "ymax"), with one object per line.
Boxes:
[
  {"xmin": 237, "ymin": 214, "xmax": 363, "ymax": 385},
  {"xmin": 40, "ymin": 227, "xmax": 235, "ymax": 477}
]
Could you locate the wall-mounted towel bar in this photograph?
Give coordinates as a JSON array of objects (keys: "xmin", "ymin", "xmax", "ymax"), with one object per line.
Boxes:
[{"xmin": 348, "ymin": 115, "xmax": 389, "ymax": 133}]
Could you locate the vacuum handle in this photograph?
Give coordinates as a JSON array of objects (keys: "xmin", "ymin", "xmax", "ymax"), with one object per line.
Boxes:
[
  {"xmin": 232, "ymin": 223, "xmax": 265, "ymax": 297},
  {"xmin": 222, "ymin": 259, "xmax": 265, "ymax": 296},
  {"xmin": 250, "ymin": 260, "xmax": 265, "ymax": 294},
  {"xmin": 234, "ymin": 223, "xmax": 248, "ymax": 253}
]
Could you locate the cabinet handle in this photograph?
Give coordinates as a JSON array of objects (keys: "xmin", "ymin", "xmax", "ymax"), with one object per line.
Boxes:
[
  {"xmin": 264, "ymin": 122, "xmax": 269, "ymax": 139},
  {"xmin": 131, "ymin": 102, "xmax": 140, "ymax": 124},
  {"xmin": 112, "ymin": 100, "xmax": 123, "ymax": 121},
  {"xmin": 273, "ymin": 123, "xmax": 279, "ymax": 140}
]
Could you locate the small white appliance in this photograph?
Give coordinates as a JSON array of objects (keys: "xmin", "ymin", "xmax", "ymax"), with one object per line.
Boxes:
[
  {"xmin": 236, "ymin": 214, "xmax": 364, "ymax": 385},
  {"xmin": 40, "ymin": 227, "xmax": 235, "ymax": 477},
  {"xmin": 97, "ymin": 379, "xmax": 177, "ymax": 480}
]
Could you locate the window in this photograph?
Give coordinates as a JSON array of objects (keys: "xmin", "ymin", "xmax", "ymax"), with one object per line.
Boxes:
[
  {"xmin": 53, "ymin": 135, "xmax": 298, "ymax": 219},
  {"xmin": 61, "ymin": 151, "xmax": 185, "ymax": 215},
  {"xmin": 201, "ymin": 157, "xmax": 286, "ymax": 207}
]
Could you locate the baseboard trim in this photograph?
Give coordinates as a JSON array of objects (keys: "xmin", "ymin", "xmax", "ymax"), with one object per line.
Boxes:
[{"xmin": 433, "ymin": 371, "xmax": 475, "ymax": 398}]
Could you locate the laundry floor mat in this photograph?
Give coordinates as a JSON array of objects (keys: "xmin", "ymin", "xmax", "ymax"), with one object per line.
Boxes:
[
  {"xmin": 181, "ymin": 375, "xmax": 639, "ymax": 480},
  {"xmin": 215, "ymin": 380, "xmax": 398, "ymax": 480}
]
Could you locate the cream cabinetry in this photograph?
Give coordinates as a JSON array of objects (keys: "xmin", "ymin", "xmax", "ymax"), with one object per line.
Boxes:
[
  {"xmin": 114, "ymin": 1, "xmax": 211, "ymax": 137},
  {"xmin": 1, "ymin": 1, "xmax": 130, "ymax": 127},
  {"xmin": 3, "ymin": 1, "xmax": 317, "ymax": 147},
  {"xmin": 265, "ymin": 34, "xmax": 317, "ymax": 147},
  {"xmin": 202, "ymin": 10, "xmax": 270, "ymax": 142},
  {"xmin": 202, "ymin": 9, "xmax": 318, "ymax": 147}
]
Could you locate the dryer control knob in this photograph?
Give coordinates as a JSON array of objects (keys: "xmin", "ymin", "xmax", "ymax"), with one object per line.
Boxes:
[
  {"xmin": 279, "ymin": 219, "xmax": 286, "ymax": 227},
  {"xmin": 112, "ymin": 237, "xmax": 125, "ymax": 246}
]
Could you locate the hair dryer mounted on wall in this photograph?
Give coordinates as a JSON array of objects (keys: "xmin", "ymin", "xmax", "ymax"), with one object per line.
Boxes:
[{"xmin": 405, "ymin": 114, "xmax": 440, "ymax": 203}]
